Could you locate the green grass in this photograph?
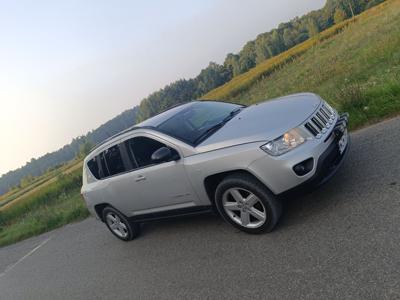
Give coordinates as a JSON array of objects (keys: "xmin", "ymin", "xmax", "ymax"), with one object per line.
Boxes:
[
  {"xmin": 0, "ymin": 170, "xmax": 89, "ymax": 247},
  {"xmin": 0, "ymin": 159, "xmax": 82, "ymax": 208},
  {"xmin": 0, "ymin": 190, "xmax": 88, "ymax": 247},
  {"xmin": 202, "ymin": 17, "xmax": 358, "ymax": 100},
  {"xmin": 203, "ymin": 0, "xmax": 400, "ymax": 130}
]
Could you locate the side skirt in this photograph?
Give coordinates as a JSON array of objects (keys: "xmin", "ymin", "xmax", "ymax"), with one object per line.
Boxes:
[{"xmin": 129, "ymin": 206, "xmax": 214, "ymax": 223}]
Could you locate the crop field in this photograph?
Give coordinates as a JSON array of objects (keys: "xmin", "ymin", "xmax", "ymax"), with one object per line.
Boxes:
[{"xmin": 0, "ymin": 160, "xmax": 83, "ymax": 209}]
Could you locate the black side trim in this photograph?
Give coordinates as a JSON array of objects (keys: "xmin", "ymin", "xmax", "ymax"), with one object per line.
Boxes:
[{"xmin": 129, "ymin": 206, "xmax": 213, "ymax": 223}]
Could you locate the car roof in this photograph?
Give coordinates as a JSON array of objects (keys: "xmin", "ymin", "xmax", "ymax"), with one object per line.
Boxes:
[{"xmin": 88, "ymin": 101, "xmax": 198, "ymax": 155}]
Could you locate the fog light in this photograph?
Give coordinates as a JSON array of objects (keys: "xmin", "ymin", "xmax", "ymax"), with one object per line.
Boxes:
[{"xmin": 293, "ymin": 158, "xmax": 314, "ymax": 176}]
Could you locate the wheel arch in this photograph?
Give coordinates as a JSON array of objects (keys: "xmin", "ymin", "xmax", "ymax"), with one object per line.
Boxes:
[
  {"xmin": 203, "ymin": 169, "xmax": 273, "ymax": 206},
  {"xmin": 94, "ymin": 203, "xmax": 111, "ymax": 222}
]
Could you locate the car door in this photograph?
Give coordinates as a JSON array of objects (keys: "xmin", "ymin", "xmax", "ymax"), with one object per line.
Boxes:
[
  {"xmin": 85, "ymin": 142, "xmax": 144, "ymax": 216},
  {"xmin": 121, "ymin": 134, "xmax": 197, "ymax": 215}
]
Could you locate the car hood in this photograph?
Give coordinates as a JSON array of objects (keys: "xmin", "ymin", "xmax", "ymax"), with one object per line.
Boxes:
[{"xmin": 196, "ymin": 93, "xmax": 321, "ymax": 153}]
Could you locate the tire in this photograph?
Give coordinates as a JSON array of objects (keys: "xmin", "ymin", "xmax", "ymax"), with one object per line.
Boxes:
[
  {"xmin": 215, "ymin": 173, "xmax": 282, "ymax": 234},
  {"xmin": 102, "ymin": 206, "xmax": 140, "ymax": 241}
]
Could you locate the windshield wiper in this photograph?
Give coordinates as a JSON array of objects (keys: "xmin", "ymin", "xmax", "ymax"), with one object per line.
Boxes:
[
  {"xmin": 222, "ymin": 107, "xmax": 242, "ymax": 123},
  {"xmin": 193, "ymin": 107, "xmax": 243, "ymax": 145}
]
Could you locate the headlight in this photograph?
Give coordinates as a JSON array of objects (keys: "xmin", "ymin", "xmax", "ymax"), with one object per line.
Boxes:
[{"xmin": 260, "ymin": 127, "xmax": 312, "ymax": 156}]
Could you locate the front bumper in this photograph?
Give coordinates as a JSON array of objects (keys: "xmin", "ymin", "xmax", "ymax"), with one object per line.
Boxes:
[
  {"xmin": 248, "ymin": 112, "xmax": 350, "ymax": 195},
  {"xmin": 281, "ymin": 113, "xmax": 350, "ymax": 195}
]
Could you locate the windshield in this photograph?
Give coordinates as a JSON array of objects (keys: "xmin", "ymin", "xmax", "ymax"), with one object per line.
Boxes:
[{"xmin": 156, "ymin": 101, "xmax": 243, "ymax": 146}]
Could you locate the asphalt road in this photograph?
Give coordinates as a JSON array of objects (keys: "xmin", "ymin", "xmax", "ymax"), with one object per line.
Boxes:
[{"xmin": 1, "ymin": 117, "xmax": 400, "ymax": 300}]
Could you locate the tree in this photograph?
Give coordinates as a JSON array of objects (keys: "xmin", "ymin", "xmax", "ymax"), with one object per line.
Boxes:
[
  {"xmin": 283, "ymin": 28, "xmax": 295, "ymax": 49},
  {"xmin": 306, "ymin": 18, "xmax": 320, "ymax": 37},
  {"xmin": 196, "ymin": 62, "xmax": 231, "ymax": 96},
  {"xmin": 78, "ymin": 139, "xmax": 94, "ymax": 158},
  {"xmin": 271, "ymin": 30, "xmax": 284, "ymax": 53},
  {"xmin": 224, "ymin": 53, "xmax": 241, "ymax": 77},
  {"xmin": 334, "ymin": 8, "xmax": 347, "ymax": 24},
  {"xmin": 238, "ymin": 41, "xmax": 257, "ymax": 73},
  {"xmin": 255, "ymin": 34, "xmax": 271, "ymax": 64},
  {"xmin": 345, "ymin": 0, "xmax": 355, "ymax": 17}
]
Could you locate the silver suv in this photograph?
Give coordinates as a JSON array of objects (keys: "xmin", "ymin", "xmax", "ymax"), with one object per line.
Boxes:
[{"xmin": 81, "ymin": 93, "xmax": 349, "ymax": 241}]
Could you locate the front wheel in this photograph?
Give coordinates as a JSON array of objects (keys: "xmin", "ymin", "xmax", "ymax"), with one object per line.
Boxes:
[
  {"xmin": 103, "ymin": 207, "xmax": 140, "ymax": 241},
  {"xmin": 215, "ymin": 174, "xmax": 282, "ymax": 234}
]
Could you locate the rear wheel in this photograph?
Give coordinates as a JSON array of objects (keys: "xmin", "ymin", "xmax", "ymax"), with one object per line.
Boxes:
[
  {"xmin": 215, "ymin": 174, "xmax": 282, "ymax": 233},
  {"xmin": 103, "ymin": 207, "xmax": 140, "ymax": 241}
]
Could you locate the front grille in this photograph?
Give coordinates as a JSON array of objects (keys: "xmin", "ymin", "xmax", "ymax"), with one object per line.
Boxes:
[{"xmin": 304, "ymin": 103, "xmax": 336, "ymax": 138}]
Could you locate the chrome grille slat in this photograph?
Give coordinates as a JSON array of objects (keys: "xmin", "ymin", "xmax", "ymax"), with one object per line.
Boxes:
[
  {"xmin": 323, "ymin": 104, "xmax": 334, "ymax": 116},
  {"xmin": 304, "ymin": 122, "xmax": 319, "ymax": 136},
  {"xmin": 316, "ymin": 112, "xmax": 327, "ymax": 125},
  {"xmin": 307, "ymin": 121, "xmax": 319, "ymax": 132},
  {"xmin": 312, "ymin": 117, "xmax": 324, "ymax": 130},
  {"xmin": 320, "ymin": 108, "xmax": 330, "ymax": 120},
  {"xmin": 321, "ymin": 105, "xmax": 328, "ymax": 113},
  {"xmin": 304, "ymin": 102, "xmax": 337, "ymax": 138},
  {"xmin": 321, "ymin": 105, "xmax": 332, "ymax": 117}
]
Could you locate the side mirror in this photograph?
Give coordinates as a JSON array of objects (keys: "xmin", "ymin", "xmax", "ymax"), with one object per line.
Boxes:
[{"xmin": 151, "ymin": 147, "xmax": 177, "ymax": 163}]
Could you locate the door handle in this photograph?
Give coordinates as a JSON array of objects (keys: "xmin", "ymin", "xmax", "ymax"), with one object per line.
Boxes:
[{"xmin": 135, "ymin": 175, "xmax": 146, "ymax": 182}]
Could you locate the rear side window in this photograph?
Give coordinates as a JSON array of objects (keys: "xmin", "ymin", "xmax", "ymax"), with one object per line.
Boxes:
[
  {"xmin": 103, "ymin": 145, "xmax": 126, "ymax": 176},
  {"xmin": 87, "ymin": 157, "xmax": 100, "ymax": 179},
  {"xmin": 87, "ymin": 145, "xmax": 127, "ymax": 180}
]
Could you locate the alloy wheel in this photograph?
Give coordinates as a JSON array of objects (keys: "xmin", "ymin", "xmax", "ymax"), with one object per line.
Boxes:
[
  {"xmin": 222, "ymin": 187, "xmax": 267, "ymax": 229},
  {"xmin": 106, "ymin": 212, "xmax": 129, "ymax": 238}
]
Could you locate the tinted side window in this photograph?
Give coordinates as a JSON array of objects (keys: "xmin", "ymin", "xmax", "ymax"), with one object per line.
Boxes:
[
  {"xmin": 99, "ymin": 153, "xmax": 110, "ymax": 178},
  {"xmin": 126, "ymin": 137, "xmax": 167, "ymax": 168},
  {"xmin": 103, "ymin": 145, "xmax": 126, "ymax": 176},
  {"xmin": 87, "ymin": 157, "xmax": 100, "ymax": 179}
]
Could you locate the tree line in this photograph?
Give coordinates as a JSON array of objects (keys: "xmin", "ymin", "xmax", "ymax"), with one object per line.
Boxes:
[{"xmin": 0, "ymin": 0, "xmax": 384, "ymax": 195}]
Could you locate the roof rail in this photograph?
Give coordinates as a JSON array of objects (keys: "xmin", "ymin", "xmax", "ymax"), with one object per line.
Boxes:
[{"xmin": 88, "ymin": 126, "xmax": 146, "ymax": 154}]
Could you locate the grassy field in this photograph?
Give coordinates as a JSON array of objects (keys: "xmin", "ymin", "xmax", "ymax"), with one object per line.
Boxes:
[
  {"xmin": 0, "ymin": 159, "xmax": 83, "ymax": 209},
  {"xmin": 0, "ymin": 188, "xmax": 88, "ymax": 247},
  {"xmin": 203, "ymin": 0, "xmax": 400, "ymax": 130},
  {"xmin": 0, "ymin": 160, "xmax": 83, "ymax": 213},
  {"xmin": 0, "ymin": 161, "xmax": 88, "ymax": 247}
]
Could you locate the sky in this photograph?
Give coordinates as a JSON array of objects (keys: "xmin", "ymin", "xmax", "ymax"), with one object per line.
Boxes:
[{"xmin": 0, "ymin": 0, "xmax": 325, "ymax": 176}]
